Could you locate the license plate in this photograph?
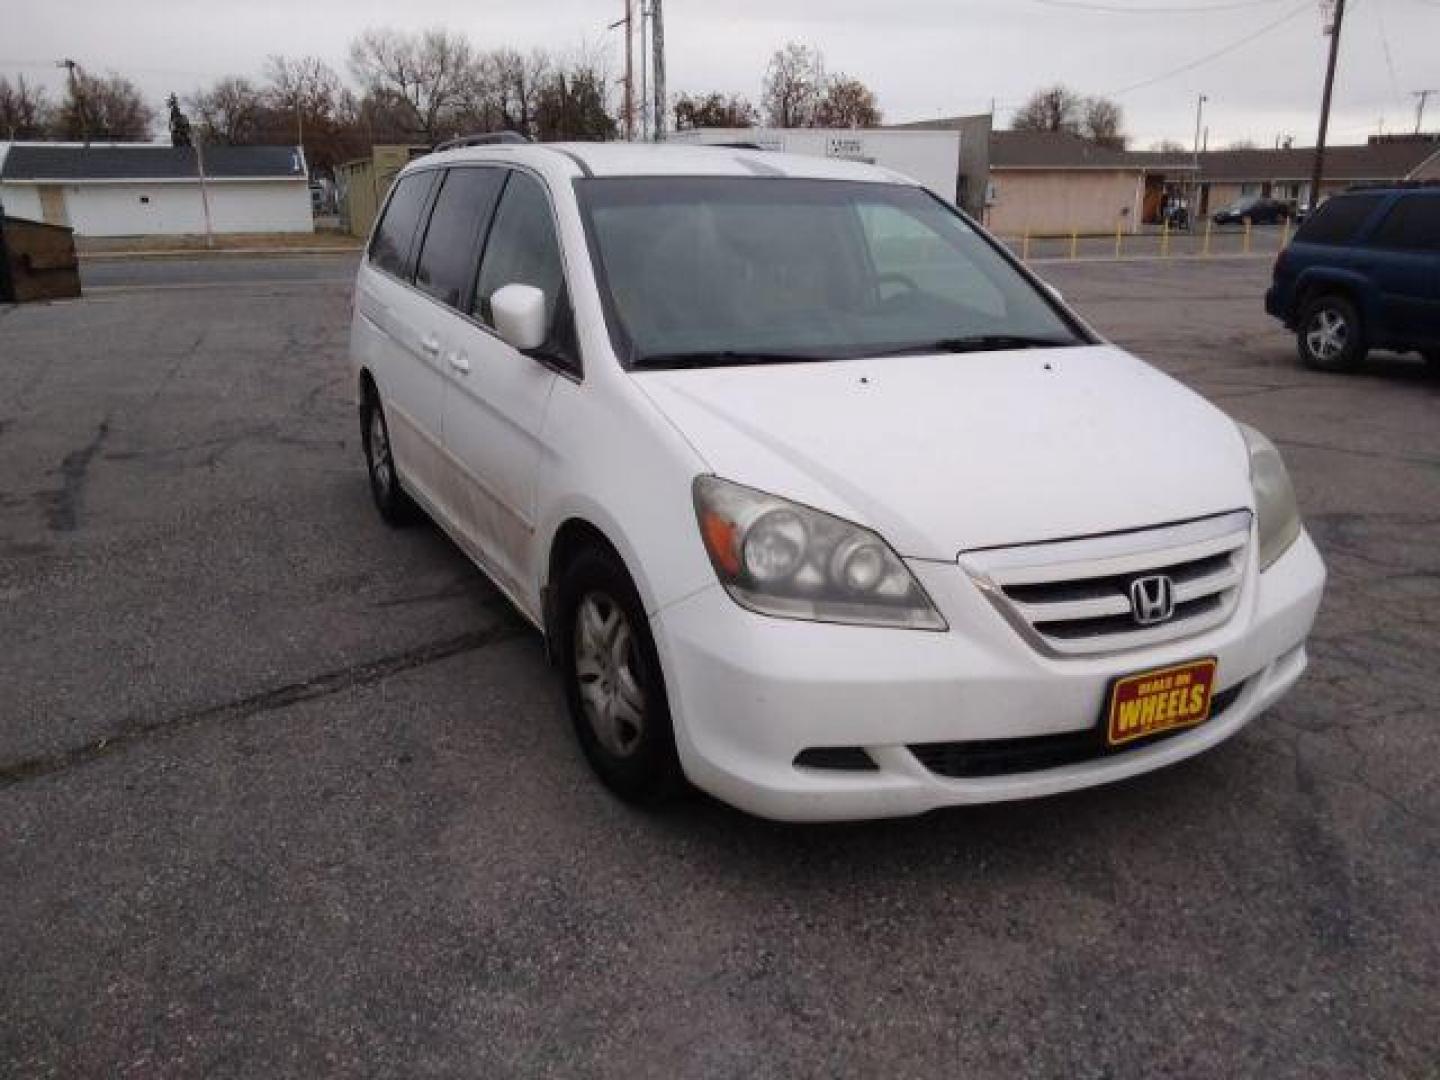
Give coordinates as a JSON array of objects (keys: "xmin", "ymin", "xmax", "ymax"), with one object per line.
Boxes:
[{"xmin": 1105, "ymin": 658, "xmax": 1218, "ymax": 748}]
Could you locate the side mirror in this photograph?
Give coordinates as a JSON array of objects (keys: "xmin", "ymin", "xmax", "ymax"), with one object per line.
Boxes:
[{"xmin": 490, "ymin": 284, "xmax": 547, "ymax": 351}]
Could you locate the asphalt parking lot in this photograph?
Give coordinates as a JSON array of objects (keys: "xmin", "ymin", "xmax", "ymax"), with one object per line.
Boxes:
[{"xmin": 2, "ymin": 253, "xmax": 1437, "ymax": 1078}]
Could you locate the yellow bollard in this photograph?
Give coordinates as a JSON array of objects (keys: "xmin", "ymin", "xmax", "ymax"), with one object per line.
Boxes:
[
  {"xmin": 1161, "ymin": 220, "xmax": 1171, "ymax": 258},
  {"xmin": 1244, "ymin": 218, "xmax": 1253, "ymax": 255},
  {"xmin": 1022, "ymin": 230, "xmax": 1031, "ymax": 261},
  {"xmin": 1115, "ymin": 221, "xmax": 1123, "ymax": 259},
  {"xmin": 1280, "ymin": 215, "xmax": 1292, "ymax": 250},
  {"xmin": 1069, "ymin": 230, "xmax": 1078, "ymax": 260},
  {"xmin": 1203, "ymin": 219, "xmax": 1212, "ymax": 257}
]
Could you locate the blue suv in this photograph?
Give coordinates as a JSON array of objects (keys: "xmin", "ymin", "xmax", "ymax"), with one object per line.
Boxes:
[{"xmin": 1266, "ymin": 184, "xmax": 1440, "ymax": 372}]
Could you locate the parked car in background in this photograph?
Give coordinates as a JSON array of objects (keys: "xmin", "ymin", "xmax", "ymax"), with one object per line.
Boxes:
[
  {"xmin": 350, "ymin": 139, "xmax": 1326, "ymax": 821},
  {"xmin": 1213, "ymin": 195, "xmax": 1292, "ymax": 226},
  {"xmin": 1266, "ymin": 184, "xmax": 1440, "ymax": 372}
]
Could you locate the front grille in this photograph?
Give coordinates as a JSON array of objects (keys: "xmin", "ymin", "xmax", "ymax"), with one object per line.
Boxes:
[
  {"xmin": 959, "ymin": 511, "xmax": 1252, "ymax": 657},
  {"xmin": 910, "ymin": 682, "xmax": 1246, "ymax": 779}
]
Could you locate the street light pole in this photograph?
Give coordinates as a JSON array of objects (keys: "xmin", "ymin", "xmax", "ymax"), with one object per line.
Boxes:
[
  {"xmin": 1308, "ymin": 0, "xmax": 1346, "ymax": 212},
  {"xmin": 651, "ymin": 0, "xmax": 666, "ymax": 141},
  {"xmin": 1192, "ymin": 93, "xmax": 1207, "ymax": 222}
]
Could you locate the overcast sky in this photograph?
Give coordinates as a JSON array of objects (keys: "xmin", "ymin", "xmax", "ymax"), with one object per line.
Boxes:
[{"xmin": 5, "ymin": 0, "xmax": 1438, "ymax": 148}]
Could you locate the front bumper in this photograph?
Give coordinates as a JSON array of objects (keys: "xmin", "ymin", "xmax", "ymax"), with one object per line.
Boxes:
[{"xmin": 651, "ymin": 530, "xmax": 1325, "ymax": 822}]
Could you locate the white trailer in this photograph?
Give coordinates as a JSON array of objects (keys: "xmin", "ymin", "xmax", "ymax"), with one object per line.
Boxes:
[{"xmin": 667, "ymin": 128, "xmax": 962, "ymax": 204}]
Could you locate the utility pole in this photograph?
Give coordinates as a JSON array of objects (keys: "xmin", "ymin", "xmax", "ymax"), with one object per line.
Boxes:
[
  {"xmin": 56, "ymin": 58, "xmax": 88, "ymax": 145},
  {"xmin": 1415, "ymin": 90, "xmax": 1436, "ymax": 135},
  {"xmin": 609, "ymin": 2, "xmax": 635, "ymax": 140},
  {"xmin": 639, "ymin": 1, "xmax": 650, "ymax": 140},
  {"xmin": 1308, "ymin": 0, "xmax": 1346, "ymax": 213},
  {"xmin": 651, "ymin": 0, "xmax": 666, "ymax": 141}
]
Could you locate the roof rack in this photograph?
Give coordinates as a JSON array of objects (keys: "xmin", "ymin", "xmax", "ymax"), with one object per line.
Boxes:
[
  {"xmin": 1347, "ymin": 179, "xmax": 1440, "ymax": 191},
  {"xmin": 432, "ymin": 131, "xmax": 531, "ymax": 152}
]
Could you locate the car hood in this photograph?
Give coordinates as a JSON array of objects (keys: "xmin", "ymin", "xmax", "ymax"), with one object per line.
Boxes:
[{"xmin": 634, "ymin": 345, "xmax": 1253, "ymax": 558}]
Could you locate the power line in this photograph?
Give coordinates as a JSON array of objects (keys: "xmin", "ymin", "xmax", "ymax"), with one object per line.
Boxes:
[
  {"xmin": 1108, "ymin": 0, "xmax": 1315, "ymax": 95},
  {"xmin": 1031, "ymin": 0, "xmax": 1290, "ymax": 13}
]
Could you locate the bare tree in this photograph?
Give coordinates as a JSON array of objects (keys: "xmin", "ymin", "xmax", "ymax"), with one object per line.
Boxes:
[
  {"xmin": 672, "ymin": 91, "xmax": 758, "ymax": 130},
  {"xmin": 815, "ymin": 75, "xmax": 881, "ymax": 128},
  {"xmin": 0, "ymin": 75, "xmax": 52, "ymax": 140},
  {"xmin": 1011, "ymin": 85, "xmax": 1083, "ymax": 134},
  {"xmin": 1080, "ymin": 96, "xmax": 1125, "ymax": 148},
  {"xmin": 52, "ymin": 69, "xmax": 154, "ymax": 141},
  {"xmin": 348, "ymin": 27, "xmax": 478, "ymax": 142},
  {"xmin": 1149, "ymin": 138, "xmax": 1187, "ymax": 152},
  {"xmin": 475, "ymin": 48, "xmax": 553, "ymax": 138},
  {"xmin": 761, "ymin": 42, "xmax": 825, "ymax": 128},
  {"xmin": 1227, "ymin": 138, "xmax": 1259, "ymax": 150},
  {"xmin": 188, "ymin": 77, "xmax": 264, "ymax": 144}
]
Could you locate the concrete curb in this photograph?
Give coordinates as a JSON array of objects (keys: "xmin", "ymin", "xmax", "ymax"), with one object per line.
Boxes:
[{"xmin": 79, "ymin": 247, "xmax": 362, "ymax": 261}]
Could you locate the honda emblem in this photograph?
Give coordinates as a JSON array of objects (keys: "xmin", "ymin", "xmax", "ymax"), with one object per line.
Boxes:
[{"xmin": 1129, "ymin": 574, "xmax": 1176, "ymax": 626}]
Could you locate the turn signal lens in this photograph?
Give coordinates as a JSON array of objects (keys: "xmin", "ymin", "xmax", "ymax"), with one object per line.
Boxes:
[{"xmin": 692, "ymin": 476, "xmax": 947, "ymax": 631}]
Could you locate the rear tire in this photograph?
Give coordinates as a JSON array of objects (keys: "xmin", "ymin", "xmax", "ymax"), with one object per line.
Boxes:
[
  {"xmin": 1297, "ymin": 294, "xmax": 1367, "ymax": 373},
  {"xmin": 557, "ymin": 544, "xmax": 683, "ymax": 805},
  {"xmin": 360, "ymin": 388, "xmax": 420, "ymax": 526}
]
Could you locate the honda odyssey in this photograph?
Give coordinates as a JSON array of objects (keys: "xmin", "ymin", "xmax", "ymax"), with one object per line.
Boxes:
[{"xmin": 348, "ymin": 139, "xmax": 1326, "ymax": 822}]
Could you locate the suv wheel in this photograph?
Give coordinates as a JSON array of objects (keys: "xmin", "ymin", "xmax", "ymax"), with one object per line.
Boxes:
[
  {"xmin": 557, "ymin": 545, "xmax": 683, "ymax": 804},
  {"xmin": 1298, "ymin": 294, "xmax": 1367, "ymax": 372},
  {"xmin": 361, "ymin": 389, "xmax": 420, "ymax": 525}
]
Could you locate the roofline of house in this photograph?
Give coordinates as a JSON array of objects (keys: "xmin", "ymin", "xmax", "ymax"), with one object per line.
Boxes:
[
  {"xmin": 0, "ymin": 175, "xmax": 308, "ymax": 185},
  {"xmin": 993, "ymin": 163, "xmax": 1199, "ymax": 172}
]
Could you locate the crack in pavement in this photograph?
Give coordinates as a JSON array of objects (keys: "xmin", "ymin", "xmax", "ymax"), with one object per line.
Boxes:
[
  {"xmin": 0, "ymin": 620, "xmax": 527, "ymax": 788},
  {"xmin": 42, "ymin": 417, "xmax": 111, "ymax": 531}
]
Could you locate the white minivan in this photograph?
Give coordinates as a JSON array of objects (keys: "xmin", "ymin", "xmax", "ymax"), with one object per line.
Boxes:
[{"xmin": 349, "ymin": 138, "xmax": 1326, "ymax": 822}]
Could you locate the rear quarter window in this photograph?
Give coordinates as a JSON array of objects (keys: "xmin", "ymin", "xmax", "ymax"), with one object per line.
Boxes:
[
  {"xmin": 1294, "ymin": 194, "xmax": 1385, "ymax": 246},
  {"xmin": 369, "ymin": 171, "xmax": 438, "ymax": 280},
  {"xmin": 1368, "ymin": 195, "xmax": 1440, "ymax": 252}
]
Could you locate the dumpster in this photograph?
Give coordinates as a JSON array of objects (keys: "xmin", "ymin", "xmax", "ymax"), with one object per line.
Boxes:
[{"xmin": 0, "ymin": 214, "xmax": 82, "ymax": 302}]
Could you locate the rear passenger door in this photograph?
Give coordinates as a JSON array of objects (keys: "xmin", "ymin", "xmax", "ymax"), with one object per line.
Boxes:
[
  {"xmin": 354, "ymin": 169, "xmax": 443, "ymax": 502},
  {"xmin": 406, "ymin": 164, "xmax": 507, "ymax": 532},
  {"xmin": 441, "ymin": 169, "xmax": 573, "ymax": 603},
  {"xmin": 1365, "ymin": 195, "xmax": 1440, "ymax": 347}
]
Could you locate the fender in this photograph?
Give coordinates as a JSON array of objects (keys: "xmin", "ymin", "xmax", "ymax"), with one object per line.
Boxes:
[{"xmin": 1292, "ymin": 266, "xmax": 1380, "ymax": 327}]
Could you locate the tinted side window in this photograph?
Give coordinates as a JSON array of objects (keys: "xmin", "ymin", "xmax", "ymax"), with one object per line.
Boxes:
[
  {"xmin": 414, "ymin": 167, "xmax": 506, "ymax": 309},
  {"xmin": 474, "ymin": 172, "xmax": 566, "ymax": 331},
  {"xmin": 369, "ymin": 171, "xmax": 437, "ymax": 279},
  {"xmin": 1368, "ymin": 196, "xmax": 1440, "ymax": 252},
  {"xmin": 1295, "ymin": 194, "xmax": 1384, "ymax": 246}
]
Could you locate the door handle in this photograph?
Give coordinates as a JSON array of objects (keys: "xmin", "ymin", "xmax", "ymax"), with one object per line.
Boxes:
[
  {"xmin": 419, "ymin": 336, "xmax": 441, "ymax": 357},
  {"xmin": 448, "ymin": 353, "xmax": 471, "ymax": 375}
]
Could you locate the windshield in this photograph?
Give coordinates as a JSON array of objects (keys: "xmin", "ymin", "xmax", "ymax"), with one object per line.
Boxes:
[{"xmin": 577, "ymin": 177, "xmax": 1085, "ymax": 368}]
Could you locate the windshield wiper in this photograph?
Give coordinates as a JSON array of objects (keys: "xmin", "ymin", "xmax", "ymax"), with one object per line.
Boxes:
[
  {"xmin": 634, "ymin": 350, "xmax": 836, "ymax": 370},
  {"xmin": 875, "ymin": 335, "xmax": 1077, "ymax": 357}
]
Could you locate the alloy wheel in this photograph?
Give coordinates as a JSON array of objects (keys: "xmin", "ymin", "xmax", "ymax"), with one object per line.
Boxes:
[
  {"xmin": 368, "ymin": 408, "xmax": 394, "ymax": 497},
  {"xmin": 1306, "ymin": 308, "xmax": 1348, "ymax": 363}
]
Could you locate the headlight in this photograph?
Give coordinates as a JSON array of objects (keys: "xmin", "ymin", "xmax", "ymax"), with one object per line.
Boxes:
[
  {"xmin": 692, "ymin": 476, "xmax": 947, "ymax": 630},
  {"xmin": 1239, "ymin": 424, "xmax": 1302, "ymax": 570}
]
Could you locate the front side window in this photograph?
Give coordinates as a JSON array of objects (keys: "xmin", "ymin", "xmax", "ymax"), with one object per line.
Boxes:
[
  {"xmin": 1368, "ymin": 196, "xmax": 1440, "ymax": 252},
  {"xmin": 413, "ymin": 166, "xmax": 505, "ymax": 309},
  {"xmin": 369, "ymin": 171, "xmax": 438, "ymax": 280},
  {"xmin": 578, "ymin": 177, "xmax": 1084, "ymax": 368},
  {"xmin": 473, "ymin": 172, "xmax": 567, "ymax": 331}
]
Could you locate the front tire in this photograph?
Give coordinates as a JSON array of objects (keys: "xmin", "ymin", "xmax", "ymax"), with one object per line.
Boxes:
[
  {"xmin": 557, "ymin": 545, "xmax": 683, "ymax": 805},
  {"xmin": 360, "ymin": 389, "xmax": 420, "ymax": 526},
  {"xmin": 1297, "ymin": 294, "xmax": 1367, "ymax": 373}
]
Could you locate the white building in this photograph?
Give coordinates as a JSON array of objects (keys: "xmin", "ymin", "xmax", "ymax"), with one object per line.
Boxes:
[
  {"xmin": 666, "ymin": 128, "xmax": 962, "ymax": 204},
  {"xmin": 0, "ymin": 143, "xmax": 313, "ymax": 237}
]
